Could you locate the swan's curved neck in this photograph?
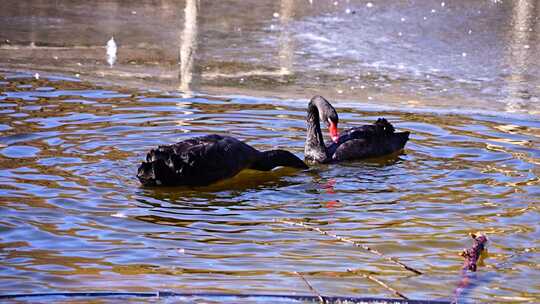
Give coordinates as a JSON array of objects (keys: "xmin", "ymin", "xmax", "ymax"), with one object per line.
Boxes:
[
  {"xmin": 250, "ymin": 150, "xmax": 308, "ymax": 171},
  {"xmin": 305, "ymin": 101, "xmax": 328, "ymax": 163}
]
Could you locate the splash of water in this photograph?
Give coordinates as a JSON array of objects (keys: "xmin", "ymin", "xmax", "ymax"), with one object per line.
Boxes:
[{"xmin": 106, "ymin": 37, "xmax": 117, "ymax": 67}]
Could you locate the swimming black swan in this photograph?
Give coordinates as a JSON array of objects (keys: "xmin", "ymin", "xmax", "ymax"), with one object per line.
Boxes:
[
  {"xmin": 305, "ymin": 95, "xmax": 410, "ymax": 163},
  {"xmin": 137, "ymin": 134, "xmax": 308, "ymax": 186}
]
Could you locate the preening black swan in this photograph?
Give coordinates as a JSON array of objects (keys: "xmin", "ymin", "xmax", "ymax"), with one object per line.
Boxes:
[
  {"xmin": 137, "ymin": 134, "xmax": 308, "ymax": 186},
  {"xmin": 305, "ymin": 95, "xmax": 410, "ymax": 163}
]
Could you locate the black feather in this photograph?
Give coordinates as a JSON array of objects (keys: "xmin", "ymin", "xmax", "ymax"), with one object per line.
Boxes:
[{"xmin": 137, "ymin": 135, "xmax": 306, "ymax": 186}]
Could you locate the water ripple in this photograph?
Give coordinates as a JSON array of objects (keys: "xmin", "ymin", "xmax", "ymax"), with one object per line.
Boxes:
[{"xmin": 0, "ymin": 72, "xmax": 539, "ymax": 302}]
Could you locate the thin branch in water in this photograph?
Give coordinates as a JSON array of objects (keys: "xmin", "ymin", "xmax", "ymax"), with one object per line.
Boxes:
[
  {"xmin": 346, "ymin": 268, "xmax": 409, "ymax": 300},
  {"xmin": 460, "ymin": 232, "xmax": 488, "ymax": 272},
  {"xmin": 452, "ymin": 232, "xmax": 489, "ymax": 304},
  {"xmin": 294, "ymin": 271, "xmax": 327, "ymax": 304},
  {"xmin": 275, "ymin": 219, "xmax": 422, "ymax": 275}
]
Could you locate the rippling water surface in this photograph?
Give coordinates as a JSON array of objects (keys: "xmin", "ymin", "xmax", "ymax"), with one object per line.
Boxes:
[{"xmin": 0, "ymin": 71, "xmax": 539, "ymax": 303}]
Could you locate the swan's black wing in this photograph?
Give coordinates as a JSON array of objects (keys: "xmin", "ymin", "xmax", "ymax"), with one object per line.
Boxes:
[
  {"xmin": 137, "ymin": 134, "xmax": 259, "ymax": 186},
  {"xmin": 326, "ymin": 118, "xmax": 409, "ymax": 161}
]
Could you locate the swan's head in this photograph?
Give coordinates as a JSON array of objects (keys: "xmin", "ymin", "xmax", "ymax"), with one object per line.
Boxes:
[
  {"xmin": 326, "ymin": 116, "xmax": 339, "ymax": 143},
  {"xmin": 311, "ymin": 95, "xmax": 340, "ymax": 143}
]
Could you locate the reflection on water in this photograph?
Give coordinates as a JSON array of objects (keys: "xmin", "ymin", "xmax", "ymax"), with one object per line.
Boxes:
[
  {"xmin": 278, "ymin": 0, "xmax": 294, "ymax": 77},
  {"xmin": 179, "ymin": 0, "xmax": 199, "ymax": 94},
  {"xmin": 504, "ymin": 0, "xmax": 537, "ymax": 113},
  {"xmin": 1, "ymin": 0, "xmax": 539, "ymax": 115},
  {"xmin": 0, "ymin": 72, "xmax": 539, "ymax": 302}
]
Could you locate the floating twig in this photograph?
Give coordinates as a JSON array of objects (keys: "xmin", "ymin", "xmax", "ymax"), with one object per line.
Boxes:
[
  {"xmin": 452, "ymin": 232, "xmax": 488, "ymax": 304},
  {"xmin": 275, "ymin": 219, "xmax": 422, "ymax": 275},
  {"xmin": 294, "ymin": 272, "xmax": 327, "ymax": 304},
  {"xmin": 346, "ymin": 268, "xmax": 409, "ymax": 300},
  {"xmin": 460, "ymin": 233, "xmax": 488, "ymax": 272}
]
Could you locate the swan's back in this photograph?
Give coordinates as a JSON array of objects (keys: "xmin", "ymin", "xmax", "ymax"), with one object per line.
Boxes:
[
  {"xmin": 328, "ymin": 118, "xmax": 409, "ymax": 161},
  {"xmin": 137, "ymin": 135, "xmax": 259, "ymax": 186}
]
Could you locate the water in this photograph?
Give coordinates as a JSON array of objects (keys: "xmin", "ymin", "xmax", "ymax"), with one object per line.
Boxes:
[
  {"xmin": 1, "ymin": 0, "xmax": 539, "ymax": 114},
  {"xmin": 0, "ymin": 71, "xmax": 539, "ymax": 303}
]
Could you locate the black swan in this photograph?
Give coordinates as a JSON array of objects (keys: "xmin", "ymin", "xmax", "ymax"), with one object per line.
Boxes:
[
  {"xmin": 137, "ymin": 134, "xmax": 308, "ymax": 186},
  {"xmin": 305, "ymin": 95, "xmax": 410, "ymax": 163}
]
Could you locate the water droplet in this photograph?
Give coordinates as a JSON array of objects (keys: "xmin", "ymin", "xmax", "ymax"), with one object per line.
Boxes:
[
  {"xmin": 431, "ymin": 9, "xmax": 436, "ymax": 13},
  {"xmin": 462, "ymin": 52, "xmax": 467, "ymax": 57},
  {"xmin": 360, "ymin": 85, "xmax": 366, "ymax": 89},
  {"xmin": 34, "ymin": 73, "xmax": 40, "ymax": 80},
  {"xmin": 468, "ymin": 29, "xmax": 472, "ymax": 34},
  {"xmin": 131, "ymin": 10, "xmax": 137, "ymax": 15},
  {"xmin": 423, "ymin": 16, "xmax": 427, "ymax": 20},
  {"xmin": 366, "ymin": 2, "xmax": 373, "ymax": 8},
  {"xmin": 401, "ymin": 17, "xmax": 406, "ymax": 22},
  {"xmin": 524, "ymin": 45, "xmax": 530, "ymax": 49},
  {"xmin": 333, "ymin": 1, "xmax": 338, "ymax": 6},
  {"xmin": 337, "ymin": 89, "xmax": 343, "ymax": 94},
  {"xmin": 345, "ymin": 8, "xmax": 351, "ymax": 14},
  {"xmin": 398, "ymin": 32, "xmax": 402, "ymax": 36},
  {"xmin": 240, "ymin": 78, "xmax": 245, "ymax": 83},
  {"xmin": 441, "ymin": 2, "xmax": 445, "ymax": 7},
  {"xmin": 367, "ymin": 96, "xmax": 373, "ymax": 100},
  {"xmin": 273, "ymin": 12, "xmax": 280, "ymax": 18}
]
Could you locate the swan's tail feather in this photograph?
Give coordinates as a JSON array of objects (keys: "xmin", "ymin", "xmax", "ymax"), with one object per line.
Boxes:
[
  {"xmin": 375, "ymin": 118, "xmax": 395, "ymax": 134},
  {"xmin": 394, "ymin": 131, "xmax": 410, "ymax": 150},
  {"xmin": 137, "ymin": 148, "xmax": 178, "ymax": 186},
  {"xmin": 146, "ymin": 147, "xmax": 171, "ymax": 163}
]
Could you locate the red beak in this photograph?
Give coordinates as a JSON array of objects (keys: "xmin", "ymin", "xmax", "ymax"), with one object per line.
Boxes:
[{"xmin": 329, "ymin": 121, "xmax": 339, "ymax": 143}]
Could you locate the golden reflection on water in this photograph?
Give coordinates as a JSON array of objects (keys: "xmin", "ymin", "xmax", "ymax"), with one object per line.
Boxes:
[{"xmin": 0, "ymin": 72, "xmax": 539, "ymax": 302}]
